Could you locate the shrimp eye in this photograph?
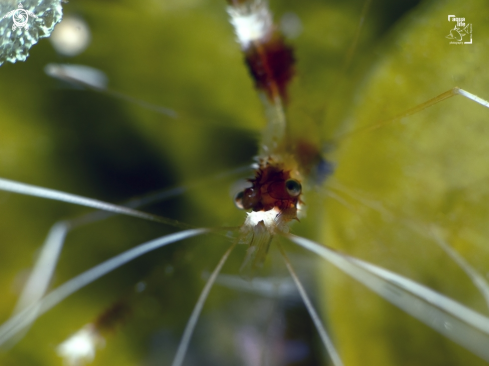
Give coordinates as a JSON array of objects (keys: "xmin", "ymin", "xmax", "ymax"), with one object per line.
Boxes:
[
  {"xmin": 285, "ymin": 179, "xmax": 302, "ymax": 197},
  {"xmin": 234, "ymin": 191, "xmax": 245, "ymax": 209}
]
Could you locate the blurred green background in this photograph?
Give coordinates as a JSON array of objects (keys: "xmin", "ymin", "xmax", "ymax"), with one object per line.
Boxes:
[{"xmin": 0, "ymin": 0, "xmax": 488, "ymax": 365}]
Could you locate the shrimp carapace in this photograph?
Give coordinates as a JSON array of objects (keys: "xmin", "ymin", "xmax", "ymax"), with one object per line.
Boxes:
[{"xmin": 226, "ymin": 0, "xmax": 333, "ymax": 276}]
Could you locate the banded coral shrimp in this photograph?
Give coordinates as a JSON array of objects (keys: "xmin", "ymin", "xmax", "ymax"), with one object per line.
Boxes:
[{"xmin": 1, "ymin": 0, "xmax": 489, "ymax": 365}]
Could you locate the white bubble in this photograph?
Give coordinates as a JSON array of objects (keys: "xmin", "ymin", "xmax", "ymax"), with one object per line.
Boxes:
[
  {"xmin": 280, "ymin": 12, "xmax": 302, "ymax": 39},
  {"xmin": 50, "ymin": 16, "xmax": 91, "ymax": 57}
]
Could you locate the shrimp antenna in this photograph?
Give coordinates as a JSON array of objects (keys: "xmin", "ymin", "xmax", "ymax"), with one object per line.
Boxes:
[
  {"xmin": 430, "ymin": 226, "xmax": 489, "ymax": 310},
  {"xmin": 172, "ymin": 241, "xmax": 238, "ymax": 366},
  {"xmin": 45, "ymin": 63, "xmax": 178, "ymax": 118},
  {"xmin": 287, "ymin": 234, "xmax": 489, "ymax": 362},
  {"xmin": 13, "ymin": 222, "xmax": 70, "ymax": 315},
  {"xmin": 0, "ymin": 176, "xmax": 190, "ymax": 330},
  {"xmin": 277, "ymin": 242, "xmax": 344, "ymax": 366},
  {"xmin": 337, "ymin": 87, "xmax": 489, "ymax": 141},
  {"xmin": 0, "ymin": 177, "xmax": 189, "ymax": 229},
  {"xmin": 340, "ymin": 0, "xmax": 373, "ymax": 74},
  {"xmin": 11, "ymin": 165, "xmax": 250, "ymax": 314},
  {"xmin": 0, "ymin": 229, "xmax": 210, "ymax": 346},
  {"xmin": 327, "ymin": 180, "xmax": 489, "ymax": 312}
]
